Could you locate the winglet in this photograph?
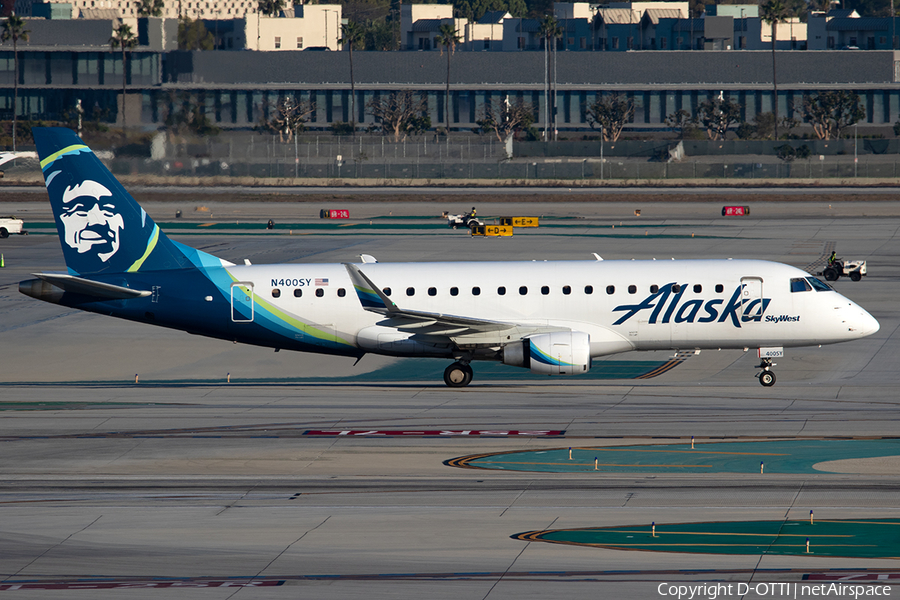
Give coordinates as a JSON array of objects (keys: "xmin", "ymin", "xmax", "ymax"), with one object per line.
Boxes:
[{"xmin": 343, "ymin": 263, "xmax": 397, "ymax": 313}]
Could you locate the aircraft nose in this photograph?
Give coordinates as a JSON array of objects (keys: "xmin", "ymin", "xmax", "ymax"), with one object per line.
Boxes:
[
  {"xmin": 848, "ymin": 306, "xmax": 880, "ymax": 338},
  {"xmin": 858, "ymin": 309, "xmax": 880, "ymax": 337}
]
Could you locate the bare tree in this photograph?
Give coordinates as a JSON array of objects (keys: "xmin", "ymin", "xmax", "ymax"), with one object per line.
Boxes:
[
  {"xmin": 585, "ymin": 95, "xmax": 635, "ymax": 141},
  {"xmin": 665, "ymin": 108, "xmax": 696, "ymax": 139},
  {"xmin": 795, "ymin": 91, "xmax": 865, "ymax": 140},
  {"xmin": 256, "ymin": 96, "xmax": 315, "ymax": 142},
  {"xmin": 697, "ymin": 96, "xmax": 742, "ymax": 140},
  {"xmin": 476, "ymin": 97, "xmax": 535, "ymax": 142},
  {"xmin": 366, "ymin": 91, "xmax": 429, "ymax": 141},
  {"xmin": 162, "ymin": 91, "xmax": 220, "ymax": 140}
]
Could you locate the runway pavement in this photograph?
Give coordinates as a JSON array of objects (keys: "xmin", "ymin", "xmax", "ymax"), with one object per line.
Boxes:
[{"xmin": 0, "ymin": 199, "xmax": 898, "ymax": 599}]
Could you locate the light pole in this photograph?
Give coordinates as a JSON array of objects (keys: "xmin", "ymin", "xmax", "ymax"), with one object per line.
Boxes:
[{"xmin": 600, "ymin": 124, "xmax": 604, "ymax": 179}]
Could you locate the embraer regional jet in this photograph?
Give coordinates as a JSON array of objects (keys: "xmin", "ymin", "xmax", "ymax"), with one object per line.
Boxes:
[{"xmin": 20, "ymin": 128, "xmax": 880, "ymax": 387}]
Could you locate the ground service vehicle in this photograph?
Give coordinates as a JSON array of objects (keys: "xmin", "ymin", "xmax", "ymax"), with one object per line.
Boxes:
[
  {"xmin": 823, "ymin": 258, "xmax": 867, "ymax": 282},
  {"xmin": 0, "ymin": 217, "xmax": 25, "ymax": 238}
]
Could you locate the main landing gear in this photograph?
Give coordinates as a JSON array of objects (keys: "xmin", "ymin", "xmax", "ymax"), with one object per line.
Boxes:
[
  {"xmin": 443, "ymin": 362, "xmax": 473, "ymax": 387},
  {"xmin": 757, "ymin": 358, "xmax": 776, "ymax": 387}
]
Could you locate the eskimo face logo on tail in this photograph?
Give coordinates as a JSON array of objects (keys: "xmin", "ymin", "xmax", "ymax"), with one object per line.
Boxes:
[
  {"xmin": 612, "ymin": 282, "xmax": 771, "ymax": 328},
  {"xmin": 59, "ymin": 180, "xmax": 124, "ymax": 262}
]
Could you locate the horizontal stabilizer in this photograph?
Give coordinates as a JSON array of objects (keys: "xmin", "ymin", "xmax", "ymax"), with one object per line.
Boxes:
[{"xmin": 29, "ymin": 273, "xmax": 151, "ymax": 299}]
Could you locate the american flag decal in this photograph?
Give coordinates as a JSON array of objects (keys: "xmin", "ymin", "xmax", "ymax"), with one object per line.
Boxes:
[{"xmin": 315, "ymin": 278, "xmax": 329, "ymax": 286}]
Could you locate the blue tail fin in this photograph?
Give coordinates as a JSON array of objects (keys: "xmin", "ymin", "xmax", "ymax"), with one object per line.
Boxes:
[{"xmin": 33, "ymin": 127, "xmax": 190, "ymax": 276}]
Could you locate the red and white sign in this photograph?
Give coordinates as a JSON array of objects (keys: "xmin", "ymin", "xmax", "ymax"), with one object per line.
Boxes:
[
  {"xmin": 327, "ymin": 209, "xmax": 350, "ymax": 219},
  {"xmin": 303, "ymin": 429, "xmax": 565, "ymax": 437},
  {"xmin": 722, "ymin": 206, "xmax": 748, "ymax": 216}
]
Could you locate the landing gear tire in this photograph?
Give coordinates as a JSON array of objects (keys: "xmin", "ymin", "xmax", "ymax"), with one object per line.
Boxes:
[
  {"xmin": 443, "ymin": 362, "xmax": 473, "ymax": 388},
  {"xmin": 823, "ymin": 267, "xmax": 839, "ymax": 281},
  {"xmin": 759, "ymin": 371, "xmax": 776, "ymax": 387},
  {"xmin": 850, "ymin": 271, "xmax": 862, "ymax": 282}
]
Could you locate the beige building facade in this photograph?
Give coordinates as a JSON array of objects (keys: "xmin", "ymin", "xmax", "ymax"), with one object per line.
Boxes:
[
  {"xmin": 14, "ymin": 0, "xmax": 259, "ymax": 19},
  {"xmin": 221, "ymin": 6, "xmax": 342, "ymax": 51}
]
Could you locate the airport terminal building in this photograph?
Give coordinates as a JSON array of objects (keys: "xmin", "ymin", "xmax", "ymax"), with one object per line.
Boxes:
[{"xmin": 3, "ymin": 27, "xmax": 900, "ymax": 132}]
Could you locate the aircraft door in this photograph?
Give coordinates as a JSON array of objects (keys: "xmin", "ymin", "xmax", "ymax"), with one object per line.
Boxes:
[
  {"xmin": 231, "ymin": 281, "xmax": 255, "ymax": 322},
  {"xmin": 740, "ymin": 277, "xmax": 764, "ymax": 323}
]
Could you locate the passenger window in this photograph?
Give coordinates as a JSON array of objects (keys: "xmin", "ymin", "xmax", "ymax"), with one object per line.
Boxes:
[
  {"xmin": 672, "ymin": 284, "xmax": 681, "ymax": 293},
  {"xmin": 693, "ymin": 284, "xmax": 702, "ymax": 293},
  {"xmin": 293, "ymin": 289, "xmax": 302, "ymax": 298},
  {"xmin": 337, "ymin": 288, "xmax": 346, "ymax": 297},
  {"xmin": 806, "ymin": 277, "xmax": 834, "ymax": 292},
  {"xmin": 472, "ymin": 286, "xmax": 481, "ymax": 296},
  {"xmin": 541, "ymin": 286, "xmax": 550, "ymax": 295},
  {"xmin": 562, "ymin": 286, "xmax": 571, "ymax": 295},
  {"xmin": 519, "ymin": 286, "xmax": 528, "ymax": 295},
  {"xmin": 497, "ymin": 286, "xmax": 506, "ymax": 295},
  {"xmin": 272, "ymin": 289, "xmax": 281, "ymax": 298},
  {"xmin": 383, "ymin": 287, "xmax": 392, "ymax": 296},
  {"xmin": 606, "ymin": 285, "xmax": 615, "ymax": 295},
  {"xmin": 315, "ymin": 288, "xmax": 324, "ymax": 297},
  {"xmin": 428, "ymin": 287, "xmax": 437, "ymax": 296},
  {"xmin": 406, "ymin": 287, "xmax": 415, "ymax": 296},
  {"xmin": 450, "ymin": 287, "xmax": 459, "ymax": 296},
  {"xmin": 650, "ymin": 285, "xmax": 659, "ymax": 294},
  {"xmin": 585, "ymin": 285, "xmax": 593, "ymax": 294},
  {"xmin": 715, "ymin": 284, "xmax": 724, "ymax": 293},
  {"xmin": 628, "ymin": 285, "xmax": 637, "ymax": 294}
]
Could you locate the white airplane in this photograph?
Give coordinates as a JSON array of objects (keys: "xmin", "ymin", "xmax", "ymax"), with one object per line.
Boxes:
[{"xmin": 20, "ymin": 128, "xmax": 881, "ymax": 387}]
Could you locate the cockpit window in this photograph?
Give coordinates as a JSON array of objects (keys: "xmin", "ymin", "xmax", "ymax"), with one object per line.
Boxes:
[
  {"xmin": 790, "ymin": 278, "xmax": 812, "ymax": 293},
  {"xmin": 806, "ymin": 277, "xmax": 833, "ymax": 292}
]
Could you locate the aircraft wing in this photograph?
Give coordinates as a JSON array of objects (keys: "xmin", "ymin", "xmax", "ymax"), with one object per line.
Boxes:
[
  {"xmin": 343, "ymin": 263, "xmax": 568, "ymax": 345},
  {"xmin": 31, "ymin": 273, "xmax": 151, "ymax": 299}
]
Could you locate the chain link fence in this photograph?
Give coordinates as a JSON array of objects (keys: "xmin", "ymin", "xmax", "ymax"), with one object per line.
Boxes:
[
  {"xmin": 164, "ymin": 134, "xmax": 508, "ymax": 165},
  {"xmin": 104, "ymin": 157, "xmax": 900, "ymax": 180}
]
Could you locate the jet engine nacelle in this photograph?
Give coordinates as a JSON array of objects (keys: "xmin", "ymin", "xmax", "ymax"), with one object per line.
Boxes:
[{"xmin": 502, "ymin": 331, "xmax": 591, "ymax": 375}]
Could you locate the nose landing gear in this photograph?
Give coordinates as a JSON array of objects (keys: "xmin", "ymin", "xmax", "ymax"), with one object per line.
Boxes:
[
  {"xmin": 443, "ymin": 362, "xmax": 473, "ymax": 387},
  {"xmin": 757, "ymin": 358, "xmax": 776, "ymax": 387}
]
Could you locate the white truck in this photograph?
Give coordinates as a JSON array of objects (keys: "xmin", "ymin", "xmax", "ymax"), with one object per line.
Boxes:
[{"xmin": 0, "ymin": 217, "xmax": 26, "ymax": 238}]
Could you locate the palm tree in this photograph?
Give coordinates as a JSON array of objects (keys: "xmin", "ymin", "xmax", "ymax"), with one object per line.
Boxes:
[
  {"xmin": 137, "ymin": 0, "xmax": 164, "ymax": 17},
  {"xmin": 257, "ymin": 0, "xmax": 285, "ymax": 17},
  {"xmin": 539, "ymin": 16, "xmax": 561, "ymax": 141},
  {"xmin": 339, "ymin": 21, "xmax": 364, "ymax": 133},
  {"xmin": 110, "ymin": 23, "xmax": 138, "ymax": 135},
  {"xmin": 760, "ymin": 0, "xmax": 791, "ymax": 139},
  {"xmin": 1, "ymin": 14, "xmax": 29, "ymax": 151},
  {"xmin": 435, "ymin": 22, "xmax": 460, "ymax": 131}
]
